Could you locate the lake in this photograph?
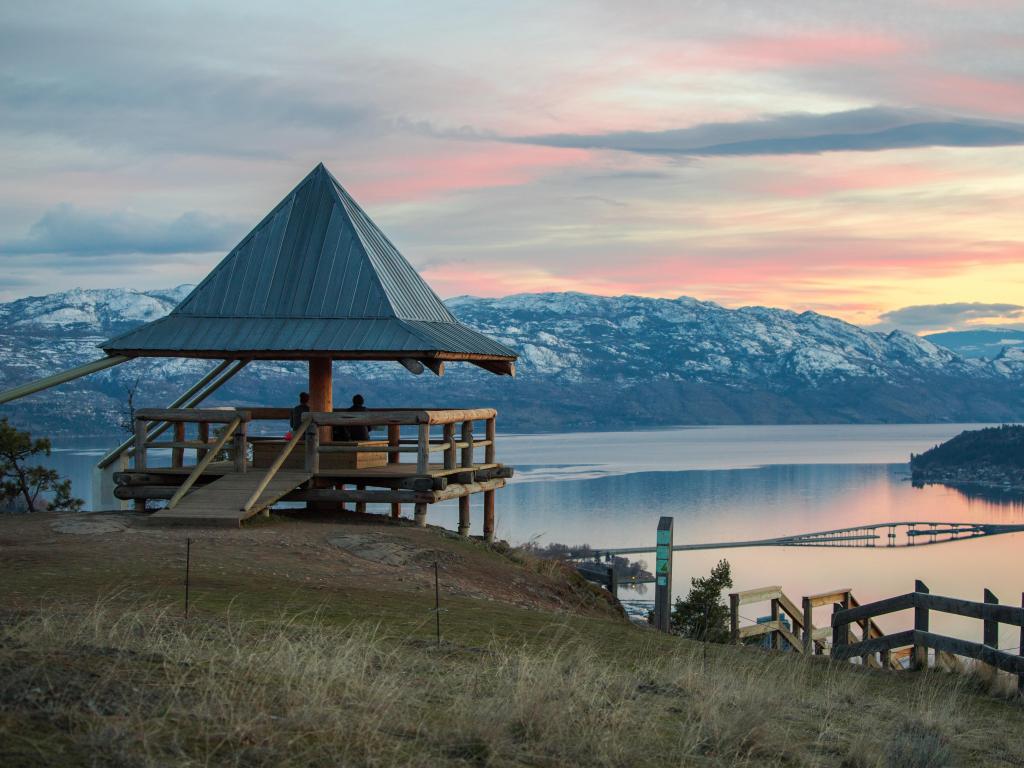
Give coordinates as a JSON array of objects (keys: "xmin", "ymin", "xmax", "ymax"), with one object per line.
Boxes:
[{"xmin": 48, "ymin": 423, "xmax": 1024, "ymax": 645}]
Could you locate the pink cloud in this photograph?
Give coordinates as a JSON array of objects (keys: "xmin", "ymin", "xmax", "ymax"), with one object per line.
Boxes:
[
  {"xmin": 910, "ymin": 74, "xmax": 1024, "ymax": 119},
  {"xmin": 349, "ymin": 143, "xmax": 590, "ymax": 204},
  {"xmin": 651, "ymin": 32, "xmax": 910, "ymax": 73}
]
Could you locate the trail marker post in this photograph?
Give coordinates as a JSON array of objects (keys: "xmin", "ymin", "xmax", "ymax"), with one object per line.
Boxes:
[{"xmin": 653, "ymin": 516, "xmax": 674, "ymax": 633}]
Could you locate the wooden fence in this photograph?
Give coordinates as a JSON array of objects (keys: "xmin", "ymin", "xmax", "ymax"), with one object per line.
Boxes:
[
  {"xmin": 729, "ymin": 585, "xmax": 899, "ymax": 668},
  {"xmin": 831, "ymin": 580, "xmax": 1024, "ymax": 692}
]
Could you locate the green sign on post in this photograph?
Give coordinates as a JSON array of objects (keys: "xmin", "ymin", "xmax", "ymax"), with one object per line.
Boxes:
[{"xmin": 653, "ymin": 516, "xmax": 674, "ymax": 632}]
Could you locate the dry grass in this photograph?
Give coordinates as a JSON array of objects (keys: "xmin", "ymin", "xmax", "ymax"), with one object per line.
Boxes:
[{"xmin": 2, "ymin": 600, "xmax": 1022, "ymax": 768}]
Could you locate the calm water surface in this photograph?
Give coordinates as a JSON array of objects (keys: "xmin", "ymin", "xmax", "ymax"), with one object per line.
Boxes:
[{"xmin": 50, "ymin": 423, "xmax": 1024, "ymax": 644}]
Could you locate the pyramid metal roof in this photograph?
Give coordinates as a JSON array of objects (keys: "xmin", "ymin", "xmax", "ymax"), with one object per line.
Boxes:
[{"xmin": 102, "ymin": 164, "xmax": 516, "ymax": 368}]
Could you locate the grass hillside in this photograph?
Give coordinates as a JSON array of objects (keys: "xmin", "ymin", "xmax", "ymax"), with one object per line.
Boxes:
[{"xmin": 1, "ymin": 512, "xmax": 1023, "ymax": 767}]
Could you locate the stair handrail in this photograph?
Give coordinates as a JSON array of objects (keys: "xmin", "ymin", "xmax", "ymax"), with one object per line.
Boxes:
[
  {"xmin": 241, "ymin": 416, "xmax": 312, "ymax": 513},
  {"xmin": 166, "ymin": 416, "xmax": 242, "ymax": 510}
]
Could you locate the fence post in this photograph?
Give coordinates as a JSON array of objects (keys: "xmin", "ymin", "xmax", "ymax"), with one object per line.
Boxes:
[
  {"xmin": 172, "ymin": 422, "xmax": 185, "ymax": 468},
  {"xmin": 443, "ymin": 423, "xmax": 456, "ymax": 470},
  {"xmin": 607, "ymin": 566, "xmax": 618, "ymax": 599},
  {"xmin": 460, "ymin": 421, "xmax": 473, "ymax": 467},
  {"xmin": 1019, "ymin": 593, "xmax": 1023, "ymax": 695},
  {"xmin": 457, "ymin": 496, "xmax": 470, "ymax": 537},
  {"xmin": 304, "ymin": 425, "xmax": 320, "ymax": 474},
  {"xmin": 134, "ymin": 417, "xmax": 148, "ymax": 470},
  {"xmin": 831, "ymin": 602, "xmax": 845, "ymax": 659},
  {"xmin": 912, "ymin": 579, "xmax": 929, "ymax": 671},
  {"xmin": 198, "ymin": 421, "xmax": 209, "ymax": 462},
  {"xmin": 802, "ymin": 596, "xmax": 813, "ymax": 655},
  {"xmin": 417, "ymin": 423, "xmax": 430, "ymax": 474},
  {"xmin": 233, "ymin": 420, "xmax": 248, "ymax": 473},
  {"xmin": 485, "ymin": 417, "xmax": 496, "ymax": 464},
  {"xmin": 653, "ymin": 516, "xmax": 674, "ymax": 633},
  {"xmin": 730, "ymin": 593, "xmax": 740, "ymax": 645},
  {"xmin": 387, "ymin": 424, "xmax": 400, "ymax": 465},
  {"xmin": 770, "ymin": 597, "xmax": 781, "ymax": 650},
  {"xmin": 983, "ymin": 588, "xmax": 998, "ymax": 648}
]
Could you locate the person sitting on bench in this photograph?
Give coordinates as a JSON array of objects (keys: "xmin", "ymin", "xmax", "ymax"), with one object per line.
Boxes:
[{"xmin": 332, "ymin": 393, "xmax": 371, "ymax": 441}]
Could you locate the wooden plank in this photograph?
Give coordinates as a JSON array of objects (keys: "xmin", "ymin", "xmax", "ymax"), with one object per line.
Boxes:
[
  {"xmin": 150, "ymin": 470, "xmax": 310, "ymax": 524},
  {"xmin": 917, "ymin": 631, "xmax": 1024, "ymax": 676},
  {"xmin": 244, "ymin": 421, "xmax": 310, "ymax": 512},
  {"xmin": 166, "ymin": 417, "xmax": 242, "ymax": 510},
  {"xmin": 920, "ymin": 593, "xmax": 1024, "ymax": 627},
  {"xmin": 136, "ymin": 408, "xmax": 250, "ymax": 423},
  {"xmin": 426, "ymin": 408, "xmax": 496, "ymax": 425},
  {"xmin": 308, "ymin": 410, "xmax": 425, "ymax": 426},
  {"xmin": 733, "ymin": 586, "xmax": 783, "ymax": 605},
  {"xmin": 806, "ymin": 588, "xmax": 852, "ymax": 608},
  {"xmin": 833, "ymin": 630, "xmax": 915, "ymax": 661},
  {"xmin": 146, "ymin": 441, "xmax": 215, "ymax": 450},
  {"xmin": 432, "ymin": 478, "xmax": 506, "ymax": 502},
  {"xmin": 833, "ymin": 593, "xmax": 915, "ymax": 625},
  {"xmin": 739, "ymin": 622, "xmax": 775, "ymax": 639}
]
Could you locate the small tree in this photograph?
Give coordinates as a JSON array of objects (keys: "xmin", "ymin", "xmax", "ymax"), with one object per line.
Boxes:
[
  {"xmin": 671, "ymin": 559, "xmax": 733, "ymax": 642},
  {"xmin": 0, "ymin": 419, "xmax": 84, "ymax": 513}
]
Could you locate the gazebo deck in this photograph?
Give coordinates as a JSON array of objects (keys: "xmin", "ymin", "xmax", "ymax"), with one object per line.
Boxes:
[{"xmin": 114, "ymin": 406, "xmax": 512, "ymax": 535}]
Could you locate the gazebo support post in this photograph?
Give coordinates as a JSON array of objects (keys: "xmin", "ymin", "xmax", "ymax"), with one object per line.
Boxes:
[
  {"xmin": 414, "ymin": 502, "xmax": 427, "ymax": 527},
  {"xmin": 458, "ymin": 496, "xmax": 470, "ymax": 537},
  {"xmin": 308, "ymin": 357, "xmax": 334, "ymax": 512},
  {"xmin": 483, "ymin": 490, "xmax": 495, "ymax": 543}
]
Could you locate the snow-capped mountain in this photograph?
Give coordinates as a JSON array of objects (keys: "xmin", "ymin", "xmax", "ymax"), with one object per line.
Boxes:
[{"xmin": 1, "ymin": 288, "xmax": 1022, "ymax": 435}]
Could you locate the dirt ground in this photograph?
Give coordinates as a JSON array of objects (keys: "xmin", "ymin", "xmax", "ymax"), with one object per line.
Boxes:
[{"xmin": 0, "ymin": 510, "xmax": 622, "ymax": 641}]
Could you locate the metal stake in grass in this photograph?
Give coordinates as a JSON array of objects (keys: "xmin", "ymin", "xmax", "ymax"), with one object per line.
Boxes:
[
  {"xmin": 434, "ymin": 560, "xmax": 442, "ymax": 647},
  {"xmin": 184, "ymin": 537, "xmax": 191, "ymax": 619}
]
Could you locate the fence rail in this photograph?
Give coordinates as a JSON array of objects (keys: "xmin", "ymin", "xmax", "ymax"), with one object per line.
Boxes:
[{"xmin": 831, "ymin": 580, "xmax": 1024, "ymax": 691}]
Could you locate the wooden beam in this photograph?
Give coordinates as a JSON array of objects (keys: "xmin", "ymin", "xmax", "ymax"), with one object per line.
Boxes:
[
  {"xmin": 387, "ymin": 424, "xmax": 400, "ymax": 465},
  {"xmin": 416, "ymin": 424, "xmax": 430, "ymax": 474},
  {"xmin": 483, "ymin": 489, "xmax": 495, "ymax": 543},
  {"xmin": 485, "ymin": 417, "xmax": 496, "ymax": 464},
  {"xmin": 458, "ymin": 495, "xmax": 470, "ymax": 537},
  {"xmin": 732, "ymin": 586, "xmax": 783, "ymax": 605},
  {"xmin": 913, "ymin": 580, "xmax": 929, "ymax": 671},
  {"xmin": 172, "ymin": 423, "xmax": 185, "ymax": 468},
  {"xmin": 0, "ymin": 355, "xmax": 130, "ymax": 404},
  {"xmin": 242, "ymin": 420, "xmax": 310, "ymax": 512},
  {"xmin": 135, "ymin": 408, "xmax": 251, "ymax": 423},
  {"xmin": 308, "ymin": 358, "xmax": 332, "ymax": 444}
]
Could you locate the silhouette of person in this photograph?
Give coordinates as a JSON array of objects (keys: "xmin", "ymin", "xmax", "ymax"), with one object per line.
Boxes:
[
  {"xmin": 333, "ymin": 393, "xmax": 370, "ymax": 441},
  {"xmin": 289, "ymin": 391, "xmax": 310, "ymax": 434}
]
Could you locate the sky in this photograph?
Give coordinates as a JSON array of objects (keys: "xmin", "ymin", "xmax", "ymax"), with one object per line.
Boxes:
[{"xmin": 1, "ymin": 1, "xmax": 1023, "ymax": 334}]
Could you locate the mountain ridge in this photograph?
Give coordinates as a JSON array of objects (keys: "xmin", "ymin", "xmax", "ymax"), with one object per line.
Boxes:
[{"xmin": 1, "ymin": 287, "xmax": 1022, "ymax": 436}]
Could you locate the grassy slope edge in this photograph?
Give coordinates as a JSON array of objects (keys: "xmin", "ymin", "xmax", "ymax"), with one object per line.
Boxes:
[{"xmin": 0, "ymin": 512, "xmax": 1022, "ymax": 768}]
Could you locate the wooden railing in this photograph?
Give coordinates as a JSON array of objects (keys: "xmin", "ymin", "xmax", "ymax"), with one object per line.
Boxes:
[
  {"xmin": 729, "ymin": 584, "xmax": 898, "ymax": 668},
  {"xmin": 129, "ymin": 406, "xmax": 504, "ymax": 537},
  {"xmin": 831, "ymin": 581, "xmax": 1024, "ymax": 691},
  {"xmin": 134, "ymin": 408, "xmax": 250, "ymax": 473}
]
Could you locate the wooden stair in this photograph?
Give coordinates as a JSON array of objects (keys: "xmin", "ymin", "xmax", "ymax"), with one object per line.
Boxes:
[{"xmin": 149, "ymin": 470, "xmax": 311, "ymax": 527}]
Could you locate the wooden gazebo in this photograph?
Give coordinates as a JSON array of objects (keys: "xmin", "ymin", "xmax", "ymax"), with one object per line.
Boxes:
[{"xmin": 0, "ymin": 164, "xmax": 517, "ymax": 538}]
